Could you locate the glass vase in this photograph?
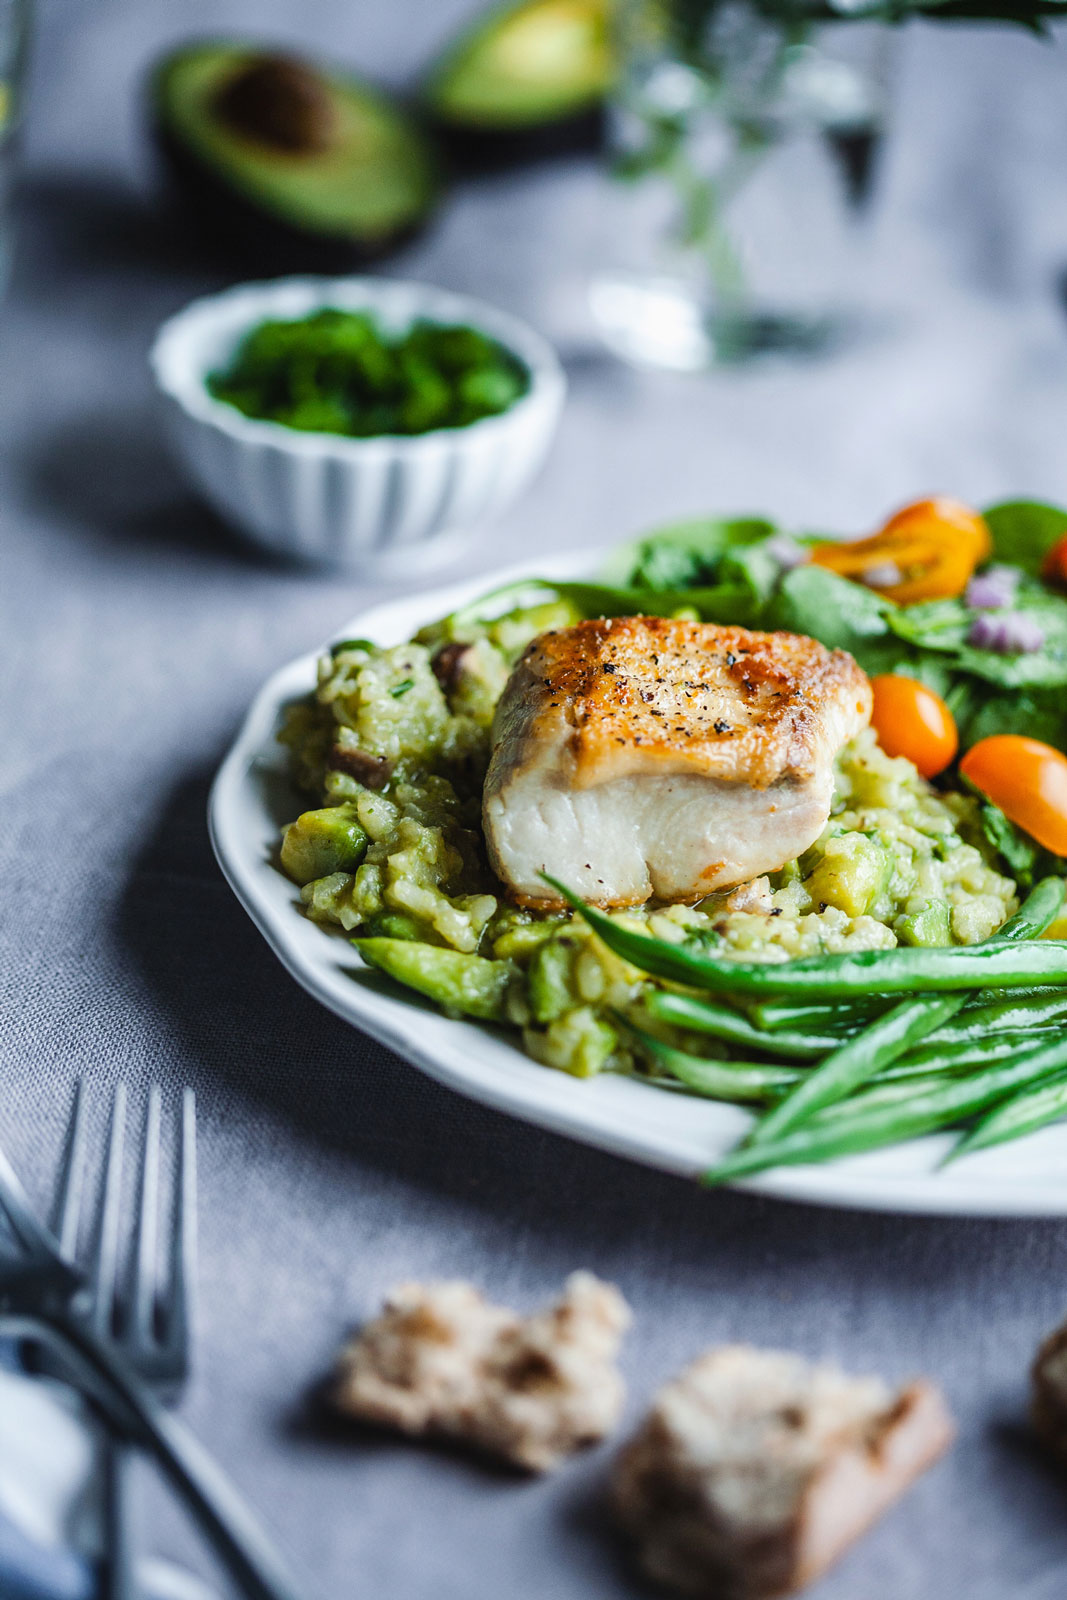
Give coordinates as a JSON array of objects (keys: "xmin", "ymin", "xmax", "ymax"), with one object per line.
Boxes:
[{"xmin": 589, "ymin": 0, "xmax": 893, "ymax": 368}]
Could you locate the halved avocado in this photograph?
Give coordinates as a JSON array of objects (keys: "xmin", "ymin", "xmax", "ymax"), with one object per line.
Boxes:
[
  {"xmin": 423, "ymin": 0, "xmax": 616, "ymax": 172},
  {"xmin": 150, "ymin": 43, "xmax": 441, "ymax": 270}
]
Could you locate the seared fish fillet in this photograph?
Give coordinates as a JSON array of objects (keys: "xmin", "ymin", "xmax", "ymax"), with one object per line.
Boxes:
[{"xmin": 483, "ymin": 616, "xmax": 871, "ymax": 908}]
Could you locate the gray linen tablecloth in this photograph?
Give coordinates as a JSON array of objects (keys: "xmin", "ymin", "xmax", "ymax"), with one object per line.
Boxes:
[{"xmin": 6, "ymin": 2, "xmax": 1067, "ymax": 1596}]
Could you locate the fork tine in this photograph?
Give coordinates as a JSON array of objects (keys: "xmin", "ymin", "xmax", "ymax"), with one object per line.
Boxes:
[
  {"xmin": 0, "ymin": 1141, "xmax": 58, "ymax": 1261},
  {"xmin": 163, "ymin": 1088, "xmax": 196, "ymax": 1365},
  {"xmin": 132, "ymin": 1084, "xmax": 161, "ymax": 1343},
  {"xmin": 90, "ymin": 1083, "xmax": 127, "ymax": 1338},
  {"xmin": 53, "ymin": 1081, "xmax": 87, "ymax": 1262}
]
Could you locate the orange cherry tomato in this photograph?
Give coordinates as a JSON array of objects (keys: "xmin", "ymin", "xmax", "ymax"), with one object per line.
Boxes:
[
  {"xmin": 869, "ymin": 674, "xmax": 958, "ymax": 778},
  {"xmin": 960, "ymin": 736, "xmax": 1067, "ymax": 856},
  {"xmin": 1041, "ymin": 533, "xmax": 1067, "ymax": 588},
  {"xmin": 879, "ymin": 497, "xmax": 992, "ymax": 564},
  {"xmin": 809, "ymin": 498, "xmax": 991, "ymax": 605}
]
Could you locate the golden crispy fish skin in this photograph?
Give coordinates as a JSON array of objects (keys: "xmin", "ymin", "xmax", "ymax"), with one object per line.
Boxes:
[{"xmin": 483, "ymin": 616, "xmax": 872, "ymax": 909}]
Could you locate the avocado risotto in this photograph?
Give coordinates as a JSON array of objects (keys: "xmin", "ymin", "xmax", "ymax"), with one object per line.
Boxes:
[{"xmin": 278, "ymin": 591, "xmax": 1017, "ymax": 1081}]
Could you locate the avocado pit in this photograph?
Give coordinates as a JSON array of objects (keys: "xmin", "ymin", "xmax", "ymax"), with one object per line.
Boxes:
[{"xmin": 212, "ymin": 54, "xmax": 337, "ymax": 155}]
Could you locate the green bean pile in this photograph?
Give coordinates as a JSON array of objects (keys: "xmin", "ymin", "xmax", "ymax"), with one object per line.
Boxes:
[{"xmin": 547, "ymin": 876, "xmax": 1067, "ymax": 1184}]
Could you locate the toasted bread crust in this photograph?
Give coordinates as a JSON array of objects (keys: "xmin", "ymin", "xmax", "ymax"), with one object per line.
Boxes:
[
  {"xmin": 333, "ymin": 1273, "xmax": 630, "ymax": 1472},
  {"xmin": 614, "ymin": 1346, "xmax": 953, "ymax": 1599},
  {"xmin": 1031, "ymin": 1319, "xmax": 1067, "ymax": 1458}
]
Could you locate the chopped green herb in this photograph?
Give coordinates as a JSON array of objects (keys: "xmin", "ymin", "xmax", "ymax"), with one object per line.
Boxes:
[
  {"xmin": 208, "ymin": 309, "xmax": 529, "ymax": 438},
  {"xmin": 390, "ymin": 678, "xmax": 415, "ymax": 698}
]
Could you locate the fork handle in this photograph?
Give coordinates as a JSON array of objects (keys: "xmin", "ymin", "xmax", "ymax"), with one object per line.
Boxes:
[
  {"xmin": 50, "ymin": 1313, "xmax": 309, "ymax": 1600},
  {"xmin": 103, "ymin": 1441, "xmax": 138, "ymax": 1600}
]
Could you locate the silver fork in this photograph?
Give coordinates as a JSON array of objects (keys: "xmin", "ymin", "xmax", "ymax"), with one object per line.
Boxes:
[
  {"xmin": 53, "ymin": 1081, "xmax": 195, "ymax": 1599},
  {"xmin": 0, "ymin": 1082, "xmax": 304, "ymax": 1600}
]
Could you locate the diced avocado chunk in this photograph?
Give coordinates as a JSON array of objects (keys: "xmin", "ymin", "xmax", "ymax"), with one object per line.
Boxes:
[
  {"xmin": 897, "ymin": 898, "xmax": 952, "ymax": 947},
  {"xmin": 355, "ymin": 937, "xmax": 515, "ymax": 1021},
  {"xmin": 281, "ymin": 803, "xmax": 368, "ymax": 886},
  {"xmin": 527, "ymin": 935, "xmax": 575, "ymax": 1024},
  {"xmin": 805, "ymin": 833, "xmax": 889, "ymax": 919},
  {"xmin": 363, "ymin": 910, "xmax": 424, "ymax": 941},
  {"xmin": 525, "ymin": 1005, "xmax": 616, "ymax": 1077}
]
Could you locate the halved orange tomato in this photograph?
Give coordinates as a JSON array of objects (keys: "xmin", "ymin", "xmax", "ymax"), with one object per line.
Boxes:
[
  {"xmin": 809, "ymin": 497, "xmax": 991, "ymax": 605},
  {"xmin": 869, "ymin": 675, "xmax": 958, "ymax": 778},
  {"xmin": 1041, "ymin": 533, "xmax": 1067, "ymax": 589},
  {"xmin": 960, "ymin": 736, "xmax": 1067, "ymax": 856}
]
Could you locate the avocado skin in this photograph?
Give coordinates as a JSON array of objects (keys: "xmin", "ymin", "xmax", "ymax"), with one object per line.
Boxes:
[
  {"xmin": 152, "ymin": 122, "xmax": 434, "ymax": 273},
  {"xmin": 148, "ymin": 46, "xmax": 441, "ymax": 272},
  {"xmin": 429, "ymin": 104, "xmax": 606, "ymax": 175}
]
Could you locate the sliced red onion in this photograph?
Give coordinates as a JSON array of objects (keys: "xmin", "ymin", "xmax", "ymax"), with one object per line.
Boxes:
[
  {"xmin": 764, "ymin": 535, "xmax": 808, "ymax": 571},
  {"xmin": 967, "ymin": 610, "xmax": 1046, "ymax": 654},
  {"xmin": 965, "ymin": 564, "xmax": 1021, "ymax": 610},
  {"xmin": 861, "ymin": 561, "xmax": 903, "ymax": 589}
]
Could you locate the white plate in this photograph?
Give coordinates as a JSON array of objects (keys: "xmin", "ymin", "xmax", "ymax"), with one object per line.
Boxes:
[{"xmin": 209, "ymin": 553, "xmax": 1067, "ymax": 1216}]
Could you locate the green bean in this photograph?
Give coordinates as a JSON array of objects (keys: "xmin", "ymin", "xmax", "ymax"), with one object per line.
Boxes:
[
  {"xmin": 945, "ymin": 1069, "xmax": 1067, "ymax": 1162},
  {"xmin": 758, "ymin": 989, "xmax": 1067, "ymax": 1038},
  {"xmin": 810, "ymin": 1073, "xmax": 958, "ymax": 1122},
  {"xmin": 623, "ymin": 1022, "xmax": 798, "ymax": 1104},
  {"xmin": 929, "ymin": 992, "xmax": 1067, "ymax": 1046},
  {"xmin": 546, "ymin": 876, "xmax": 1067, "ymax": 998},
  {"xmin": 748, "ymin": 994, "xmax": 963, "ymax": 1145},
  {"xmin": 877, "ymin": 1030, "xmax": 1053, "ymax": 1082},
  {"xmin": 750, "ymin": 999, "xmax": 886, "ymax": 1032},
  {"xmin": 703, "ymin": 1035, "xmax": 1067, "ymax": 1186},
  {"xmin": 743, "ymin": 879, "xmax": 1065, "ymax": 1143},
  {"xmin": 644, "ymin": 992, "xmax": 836, "ymax": 1059}
]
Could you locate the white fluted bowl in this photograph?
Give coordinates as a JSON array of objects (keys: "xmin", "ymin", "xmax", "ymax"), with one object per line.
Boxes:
[{"xmin": 149, "ymin": 276, "xmax": 567, "ymax": 573}]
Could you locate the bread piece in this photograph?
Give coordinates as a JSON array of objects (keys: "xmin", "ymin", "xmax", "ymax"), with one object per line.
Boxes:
[
  {"xmin": 333, "ymin": 1271, "xmax": 630, "ymax": 1471},
  {"xmin": 1031, "ymin": 1318, "xmax": 1067, "ymax": 1458},
  {"xmin": 614, "ymin": 1345, "xmax": 953, "ymax": 1599}
]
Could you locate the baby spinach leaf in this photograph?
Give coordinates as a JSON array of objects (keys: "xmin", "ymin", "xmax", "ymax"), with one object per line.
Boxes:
[
  {"xmin": 976, "ymin": 801, "xmax": 1043, "ymax": 889},
  {"xmin": 602, "ymin": 515, "xmax": 777, "ymax": 589},
  {"xmin": 888, "ymin": 591, "xmax": 1067, "ymax": 687},
  {"xmin": 963, "ymin": 688, "xmax": 1067, "ymax": 750},
  {"xmin": 969, "ymin": 796, "xmax": 1067, "ymax": 892},
  {"xmin": 553, "ymin": 580, "xmax": 762, "ymax": 625},
  {"xmin": 984, "ymin": 499, "xmax": 1067, "ymax": 575},
  {"xmin": 764, "ymin": 565, "xmax": 894, "ymax": 652},
  {"xmin": 715, "ymin": 540, "xmax": 787, "ymax": 610}
]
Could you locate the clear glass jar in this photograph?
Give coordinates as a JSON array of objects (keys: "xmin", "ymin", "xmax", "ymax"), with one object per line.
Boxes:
[{"xmin": 589, "ymin": 1, "xmax": 893, "ymax": 368}]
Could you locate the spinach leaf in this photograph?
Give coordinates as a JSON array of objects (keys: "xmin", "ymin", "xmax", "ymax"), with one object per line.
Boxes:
[
  {"xmin": 715, "ymin": 540, "xmax": 787, "ymax": 611},
  {"xmin": 764, "ymin": 566, "xmax": 894, "ymax": 652},
  {"xmin": 970, "ymin": 796, "xmax": 1067, "ymax": 892},
  {"xmin": 603, "ymin": 516, "xmax": 777, "ymax": 589},
  {"xmin": 976, "ymin": 801, "xmax": 1043, "ymax": 888},
  {"xmin": 553, "ymin": 580, "xmax": 762, "ymax": 625},
  {"xmin": 963, "ymin": 689, "xmax": 1067, "ymax": 750},
  {"xmin": 984, "ymin": 499, "xmax": 1067, "ymax": 575},
  {"xmin": 888, "ymin": 590, "xmax": 1067, "ymax": 688}
]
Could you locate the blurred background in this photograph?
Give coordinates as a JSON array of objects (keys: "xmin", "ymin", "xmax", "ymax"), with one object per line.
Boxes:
[{"xmin": 7, "ymin": 0, "xmax": 1067, "ymax": 578}]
